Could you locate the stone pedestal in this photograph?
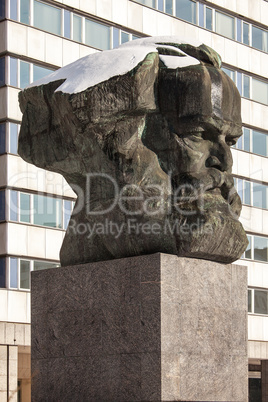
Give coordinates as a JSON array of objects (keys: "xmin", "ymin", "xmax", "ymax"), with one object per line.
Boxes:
[{"xmin": 31, "ymin": 253, "xmax": 248, "ymax": 401}]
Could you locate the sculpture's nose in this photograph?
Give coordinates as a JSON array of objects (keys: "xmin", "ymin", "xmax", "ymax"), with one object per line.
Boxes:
[{"xmin": 205, "ymin": 137, "xmax": 233, "ymax": 173}]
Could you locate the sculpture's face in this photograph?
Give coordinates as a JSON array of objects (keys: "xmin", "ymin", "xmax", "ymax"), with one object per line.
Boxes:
[{"xmin": 143, "ymin": 65, "xmax": 242, "ymax": 217}]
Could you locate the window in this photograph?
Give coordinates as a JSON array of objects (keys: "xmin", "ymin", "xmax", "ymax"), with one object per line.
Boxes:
[
  {"xmin": 0, "ymin": 190, "xmax": 5, "ymax": 221},
  {"xmin": 112, "ymin": 28, "xmax": 140, "ymax": 48},
  {"xmin": 34, "ymin": 0, "xmax": 61, "ymax": 36},
  {"xmin": 175, "ymin": 0, "xmax": 196, "ymax": 24},
  {"xmin": 85, "ymin": 19, "xmax": 111, "ymax": 50},
  {"xmin": 205, "ymin": 7, "xmax": 212, "ymax": 30},
  {"xmin": 165, "ymin": 0, "xmax": 173, "ymax": 15},
  {"xmin": 252, "ymin": 26, "xmax": 268, "ymax": 53},
  {"xmin": 222, "ymin": 67, "xmax": 235, "ymax": 83},
  {"xmin": 33, "ymin": 195, "xmax": 62, "ymax": 228},
  {"xmin": 33, "ymin": 64, "xmax": 53, "ymax": 83},
  {"xmin": 248, "ymin": 288, "xmax": 268, "ymax": 315},
  {"xmin": 0, "ymin": 57, "xmax": 5, "ymax": 87},
  {"xmin": 235, "ymin": 127, "xmax": 268, "ymax": 157},
  {"xmin": 9, "ymin": 123, "xmax": 19, "ymax": 154},
  {"xmin": 7, "ymin": 257, "xmax": 60, "ymax": 290},
  {"xmin": 0, "ymin": 123, "xmax": 6, "ymax": 155},
  {"xmin": 135, "ymin": 0, "xmax": 156, "ymax": 7},
  {"xmin": 64, "ymin": 10, "xmax": 71, "ymax": 39},
  {"xmin": 9, "ymin": 190, "xmax": 74, "ymax": 229},
  {"xmin": 20, "ymin": 0, "xmax": 30, "ymax": 24},
  {"xmin": 0, "ymin": 258, "xmax": 5, "ymax": 288},
  {"xmin": 242, "ymin": 235, "xmax": 268, "ymax": 262},
  {"xmin": 9, "ymin": 57, "xmax": 54, "ymax": 89},
  {"xmin": 235, "ymin": 178, "xmax": 268, "ymax": 209},
  {"xmin": 0, "ymin": 0, "xmax": 5, "ymax": 20},
  {"xmin": 10, "ymin": 57, "xmax": 18, "ymax": 87},
  {"xmin": 20, "ymin": 61, "xmax": 30, "ymax": 89},
  {"xmin": 73, "ymin": 14, "xmax": 82, "ymax": 43},
  {"xmin": 248, "ymin": 289, "xmax": 252, "ymax": 313},
  {"xmin": 10, "ymin": 0, "xmax": 17, "ymax": 20},
  {"xmin": 252, "ymin": 78, "xmax": 268, "ymax": 105},
  {"xmin": 243, "ymin": 22, "xmax": 250, "ymax": 45},
  {"xmin": 215, "ymin": 11, "xmax": 235, "ymax": 40}
]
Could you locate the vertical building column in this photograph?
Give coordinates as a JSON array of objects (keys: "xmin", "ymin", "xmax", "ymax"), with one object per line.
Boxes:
[
  {"xmin": 262, "ymin": 360, "xmax": 268, "ymax": 402},
  {"xmin": 0, "ymin": 345, "xmax": 18, "ymax": 402}
]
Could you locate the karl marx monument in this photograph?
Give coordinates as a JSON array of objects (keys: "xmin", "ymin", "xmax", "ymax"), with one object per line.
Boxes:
[{"xmin": 19, "ymin": 37, "xmax": 248, "ymax": 401}]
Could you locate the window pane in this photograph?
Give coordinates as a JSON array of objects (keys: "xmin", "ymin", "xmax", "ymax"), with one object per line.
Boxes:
[
  {"xmin": 252, "ymin": 130, "xmax": 267, "ymax": 157},
  {"xmin": 236, "ymin": 19, "xmax": 241, "ymax": 42},
  {"xmin": 0, "ymin": 57, "xmax": 5, "ymax": 87},
  {"xmin": 34, "ymin": 0, "xmax": 61, "ymax": 36},
  {"xmin": 176, "ymin": 0, "xmax": 196, "ymax": 24},
  {"xmin": 205, "ymin": 7, "xmax": 212, "ymax": 30},
  {"xmin": 20, "ymin": 193, "xmax": 31, "ymax": 222},
  {"xmin": 73, "ymin": 15, "xmax": 82, "ymax": 42},
  {"xmin": 0, "ymin": 258, "xmax": 5, "ymax": 288},
  {"xmin": 10, "ymin": 57, "xmax": 18, "ymax": 87},
  {"xmin": 0, "ymin": 0, "xmax": 5, "ymax": 20},
  {"xmin": 254, "ymin": 290, "xmax": 268, "ymax": 314},
  {"xmin": 10, "ymin": 0, "xmax": 18, "ymax": 20},
  {"xmin": 243, "ymin": 127, "xmax": 250, "ymax": 152},
  {"xmin": 9, "ymin": 123, "xmax": 18, "ymax": 154},
  {"xmin": 112, "ymin": 27, "xmax": 119, "ymax": 48},
  {"xmin": 243, "ymin": 22, "xmax": 249, "ymax": 45},
  {"xmin": 85, "ymin": 19, "xmax": 111, "ymax": 50},
  {"xmin": 165, "ymin": 0, "xmax": 173, "ymax": 15},
  {"xmin": 20, "ymin": 61, "xmax": 30, "ymax": 89},
  {"xmin": 64, "ymin": 10, "xmax": 71, "ymax": 39},
  {"xmin": 33, "ymin": 65, "xmax": 53, "ymax": 83},
  {"xmin": 0, "ymin": 123, "xmax": 6, "ymax": 154},
  {"xmin": 222, "ymin": 67, "xmax": 235, "ymax": 82},
  {"xmin": 121, "ymin": 32, "xmax": 130, "ymax": 44},
  {"xmin": 252, "ymin": 26, "xmax": 268, "ymax": 53},
  {"xmin": 236, "ymin": 136, "xmax": 242, "ymax": 150},
  {"xmin": 0, "ymin": 190, "xmax": 5, "ymax": 221},
  {"xmin": 215, "ymin": 11, "xmax": 235, "ymax": 40},
  {"xmin": 34, "ymin": 195, "xmax": 62, "ymax": 228},
  {"xmin": 245, "ymin": 236, "xmax": 252, "ymax": 259},
  {"xmin": 243, "ymin": 75, "xmax": 250, "ymax": 98},
  {"xmin": 254, "ymin": 236, "xmax": 268, "ymax": 262},
  {"xmin": 20, "ymin": 260, "xmax": 30, "ymax": 289},
  {"xmin": 63, "ymin": 200, "xmax": 73, "ymax": 229},
  {"xmin": 10, "ymin": 258, "xmax": 18, "ymax": 288},
  {"xmin": 252, "ymin": 78, "xmax": 268, "ymax": 105},
  {"xmin": 20, "ymin": 0, "xmax": 30, "ymax": 24},
  {"xmin": 244, "ymin": 181, "xmax": 251, "ymax": 205},
  {"xmin": 237, "ymin": 178, "xmax": 243, "ymax": 201},
  {"xmin": 10, "ymin": 190, "xmax": 18, "ymax": 221},
  {"xmin": 33, "ymin": 261, "xmax": 59, "ymax": 271},
  {"xmin": 253, "ymin": 182, "xmax": 267, "ymax": 209},
  {"xmin": 248, "ymin": 289, "xmax": 252, "ymax": 313},
  {"xmin": 135, "ymin": 0, "xmax": 156, "ymax": 6},
  {"xmin": 158, "ymin": 0, "xmax": 164, "ymax": 12}
]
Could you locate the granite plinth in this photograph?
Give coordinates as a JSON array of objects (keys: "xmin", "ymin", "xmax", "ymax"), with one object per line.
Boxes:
[{"xmin": 31, "ymin": 253, "xmax": 248, "ymax": 401}]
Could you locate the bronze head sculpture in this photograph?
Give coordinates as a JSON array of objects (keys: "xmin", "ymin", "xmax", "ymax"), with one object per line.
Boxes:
[{"xmin": 18, "ymin": 36, "xmax": 248, "ymax": 266}]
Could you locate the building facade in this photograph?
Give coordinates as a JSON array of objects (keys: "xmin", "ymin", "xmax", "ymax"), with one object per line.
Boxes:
[{"xmin": 0, "ymin": 0, "xmax": 267, "ymax": 400}]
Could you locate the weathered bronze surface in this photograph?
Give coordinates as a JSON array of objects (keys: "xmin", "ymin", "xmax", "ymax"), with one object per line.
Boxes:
[{"xmin": 18, "ymin": 37, "xmax": 248, "ymax": 265}]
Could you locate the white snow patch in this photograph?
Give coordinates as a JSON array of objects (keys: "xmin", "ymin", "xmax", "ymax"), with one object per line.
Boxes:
[{"xmin": 26, "ymin": 36, "xmax": 204, "ymax": 94}]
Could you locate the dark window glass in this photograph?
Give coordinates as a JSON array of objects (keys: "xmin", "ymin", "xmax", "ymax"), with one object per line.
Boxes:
[
  {"xmin": 85, "ymin": 19, "xmax": 111, "ymax": 50},
  {"xmin": 0, "ymin": 123, "xmax": 6, "ymax": 154},
  {"xmin": 254, "ymin": 236, "xmax": 268, "ymax": 262},
  {"xmin": 245, "ymin": 236, "xmax": 252, "ymax": 259},
  {"xmin": 243, "ymin": 75, "xmax": 250, "ymax": 99},
  {"xmin": 253, "ymin": 182, "xmax": 267, "ymax": 209},
  {"xmin": 10, "ymin": 190, "xmax": 18, "ymax": 221},
  {"xmin": 0, "ymin": 57, "xmax": 5, "ymax": 87},
  {"xmin": 0, "ymin": 0, "xmax": 5, "ymax": 20},
  {"xmin": 33, "ymin": 65, "xmax": 53, "ymax": 83},
  {"xmin": 0, "ymin": 190, "xmax": 5, "ymax": 221},
  {"xmin": 64, "ymin": 10, "xmax": 71, "ymax": 39},
  {"xmin": 248, "ymin": 289, "xmax": 252, "ymax": 312},
  {"xmin": 20, "ymin": 0, "xmax": 30, "ymax": 24},
  {"xmin": 112, "ymin": 27, "xmax": 119, "ymax": 48},
  {"xmin": 176, "ymin": 0, "xmax": 196, "ymax": 24},
  {"xmin": 73, "ymin": 15, "xmax": 82, "ymax": 42},
  {"xmin": 165, "ymin": 0, "xmax": 173, "ymax": 15},
  {"xmin": 0, "ymin": 258, "xmax": 5, "ymax": 288},
  {"xmin": 254, "ymin": 290, "xmax": 268, "ymax": 314},
  {"xmin": 243, "ymin": 22, "xmax": 249, "ymax": 45},
  {"xmin": 20, "ymin": 61, "xmax": 30, "ymax": 89},
  {"xmin": 10, "ymin": 258, "xmax": 18, "ymax": 288},
  {"xmin": 243, "ymin": 128, "xmax": 250, "ymax": 152},
  {"xmin": 20, "ymin": 260, "xmax": 30, "ymax": 289},
  {"xmin": 10, "ymin": 57, "xmax": 18, "ymax": 87},
  {"xmin": 34, "ymin": 0, "xmax": 61, "ymax": 36},
  {"xmin": 252, "ymin": 26, "xmax": 268, "ymax": 52},
  {"xmin": 10, "ymin": 0, "xmax": 18, "ymax": 20},
  {"xmin": 33, "ymin": 261, "xmax": 59, "ymax": 271},
  {"xmin": 252, "ymin": 130, "xmax": 268, "ymax": 157},
  {"xmin": 249, "ymin": 378, "xmax": 261, "ymax": 402},
  {"xmin": 9, "ymin": 123, "xmax": 18, "ymax": 154}
]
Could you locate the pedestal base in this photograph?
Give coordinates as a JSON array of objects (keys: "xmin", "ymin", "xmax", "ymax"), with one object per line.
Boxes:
[{"xmin": 31, "ymin": 253, "xmax": 248, "ymax": 401}]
